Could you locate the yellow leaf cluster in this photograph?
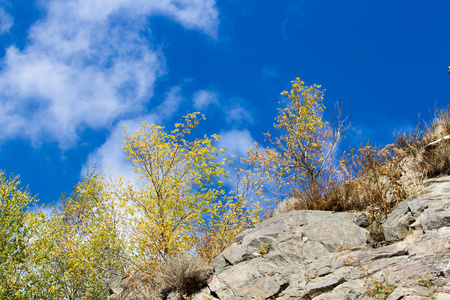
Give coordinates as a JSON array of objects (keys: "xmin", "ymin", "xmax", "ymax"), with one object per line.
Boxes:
[{"xmin": 248, "ymin": 77, "xmax": 346, "ymax": 207}]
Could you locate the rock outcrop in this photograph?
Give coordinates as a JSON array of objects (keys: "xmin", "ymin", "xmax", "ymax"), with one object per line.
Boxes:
[
  {"xmin": 192, "ymin": 176, "xmax": 450, "ymax": 299},
  {"xmin": 109, "ymin": 176, "xmax": 450, "ymax": 299}
]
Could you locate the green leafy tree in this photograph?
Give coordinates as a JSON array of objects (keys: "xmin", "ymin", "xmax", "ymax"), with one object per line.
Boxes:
[
  {"xmin": 0, "ymin": 170, "xmax": 36, "ymax": 299},
  {"xmin": 1, "ymin": 113, "xmax": 270, "ymax": 298},
  {"xmin": 25, "ymin": 172, "xmax": 128, "ymax": 300}
]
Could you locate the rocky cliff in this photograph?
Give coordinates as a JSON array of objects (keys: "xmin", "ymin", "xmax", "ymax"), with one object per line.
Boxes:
[
  {"xmin": 109, "ymin": 176, "xmax": 450, "ymax": 299},
  {"xmin": 196, "ymin": 176, "xmax": 450, "ymax": 299}
]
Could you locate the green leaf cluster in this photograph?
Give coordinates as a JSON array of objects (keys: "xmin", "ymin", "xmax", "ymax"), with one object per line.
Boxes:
[{"xmin": 0, "ymin": 171, "xmax": 36, "ymax": 299}]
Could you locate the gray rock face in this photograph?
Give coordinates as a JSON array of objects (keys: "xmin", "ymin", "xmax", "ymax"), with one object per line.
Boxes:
[
  {"xmin": 192, "ymin": 176, "xmax": 450, "ymax": 299},
  {"xmin": 383, "ymin": 177, "xmax": 450, "ymax": 242},
  {"xmin": 108, "ymin": 176, "xmax": 450, "ymax": 299}
]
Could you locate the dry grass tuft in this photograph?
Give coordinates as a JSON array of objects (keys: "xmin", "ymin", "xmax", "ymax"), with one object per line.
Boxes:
[
  {"xmin": 413, "ymin": 105, "xmax": 450, "ymax": 179},
  {"xmin": 419, "ymin": 140, "xmax": 450, "ymax": 178},
  {"xmin": 156, "ymin": 254, "xmax": 213, "ymax": 298},
  {"xmin": 423, "ymin": 105, "xmax": 450, "ymax": 143}
]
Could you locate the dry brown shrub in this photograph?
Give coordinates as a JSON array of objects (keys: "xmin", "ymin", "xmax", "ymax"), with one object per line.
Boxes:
[
  {"xmin": 338, "ymin": 144, "xmax": 410, "ymax": 240},
  {"xmin": 114, "ymin": 269, "xmax": 160, "ymax": 300},
  {"xmin": 322, "ymin": 106, "xmax": 450, "ymax": 238},
  {"xmin": 156, "ymin": 254, "xmax": 213, "ymax": 298},
  {"xmin": 299, "ymin": 144, "xmax": 408, "ymax": 209},
  {"xmin": 195, "ymin": 232, "xmax": 227, "ymax": 265},
  {"xmin": 273, "ymin": 143, "xmax": 412, "ymax": 223},
  {"xmin": 395, "ymin": 106, "xmax": 450, "ymax": 179},
  {"xmin": 423, "ymin": 105, "xmax": 450, "ymax": 144},
  {"xmin": 419, "ymin": 140, "xmax": 450, "ymax": 178},
  {"xmin": 414, "ymin": 106, "xmax": 450, "ymax": 178},
  {"xmin": 290, "ymin": 143, "xmax": 412, "ymax": 242},
  {"xmin": 274, "ymin": 197, "xmax": 303, "ymax": 215},
  {"xmin": 394, "ymin": 123, "xmax": 425, "ymax": 156},
  {"xmin": 112, "ymin": 254, "xmax": 213, "ymax": 299}
]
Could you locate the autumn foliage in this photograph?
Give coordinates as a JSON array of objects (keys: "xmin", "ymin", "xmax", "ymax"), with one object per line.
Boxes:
[
  {"xmin": 248, "ymin": 78, "xmax": 346, "ymax": 208},
  {"xmin": 119, "ymin": 112, "xmax": 269, "ymax": 268},
  {"xmin": 2, "ymin": 78, "xmax": 448, "ymax": 298},
  {"xmin": 0, "ymin": 171, "xmax": 36, "ymax": 299},
  {"xmin": 122, "ymin": 112, "xmax": 227, "ymax": 264},
  {"xmin": 0, "ymin": 111, "xmax": 270, "ymax": 298}
]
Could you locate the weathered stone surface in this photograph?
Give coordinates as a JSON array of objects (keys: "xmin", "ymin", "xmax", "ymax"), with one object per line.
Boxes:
[
  {"xmin": 192, "ymin": 176, "xmax": 450, "ymax": 299},
  {"xmin": 383, "ymin": 176, "xmax": 450, "ymax": 242},
  {"xmin": 110, "ymin": 176, "xmax": 450, "ymax": 299},
  {"xmin": 354, "ymin": 212, "xmax": 370, "ymax": 228}
]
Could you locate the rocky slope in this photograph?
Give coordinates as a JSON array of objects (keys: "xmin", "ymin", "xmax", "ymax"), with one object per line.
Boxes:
[
  {"xmin": 192, "ymin": 176, "xmax": 450, "ymax": 299},
  {"xmin": 109, "ymin": 176, "xmax": 450, "ymax": 299}
]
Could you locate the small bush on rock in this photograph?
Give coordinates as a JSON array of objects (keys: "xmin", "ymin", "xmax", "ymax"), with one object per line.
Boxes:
[
  {"xmin": 156, "ymin": 255, "xmax": 213, "ymax": 298},
  {"xmin": 333, "ymin": 144, "xmax": 409, "ymax": 241},
  {"xmin": 423, "ymin": 105, "xmax": 450, "ymax": 143},
  {"xmin": 419, "ymin": 140, "xmax": 450, "ymax": 178},
  {"xmin": 394, "ymin": 124, "xmax": 425, "ymax": 155},
  {"xmin": 396, "ymin": 105, "xmax": 450, "ymax": 179},
  {"xmin": 339, "ymin": 249, "xmax": 396, "ymax": 300}
]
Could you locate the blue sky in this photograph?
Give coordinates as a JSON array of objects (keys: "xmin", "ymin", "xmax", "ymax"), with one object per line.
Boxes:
[{"xmin": 0, "ymin": 0, "xmax": 449, "ymax": 205}]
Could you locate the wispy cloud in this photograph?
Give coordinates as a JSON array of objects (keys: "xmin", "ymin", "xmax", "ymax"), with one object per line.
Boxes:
[
  {"xmin": 71, "ymin": 0, "xmax": 219, "ymax": 37},
  {"xmin": 0, "ymin": 7, "xmax": 12, "ymax": 34},
  {"xmin": 225, "ymin": 103, "xmax": 253, "ymax": 125},
  {"xmin": 193, "ymin": 89, "xmax": 218, "ymax": 110},
  {"xmin": 218, "ymin": 129, "xmax": 255, "ymax": 157},
  {"xmin": 82, "ymin": 85, "xmax": 184, "ymax": 180},
  {"xmin": 191, "ymin": 88, "xmax": 253, "ymax": 126},
  {"xmin": 0, "ymin": 0, "xmax": 218, "ymax": 148}
]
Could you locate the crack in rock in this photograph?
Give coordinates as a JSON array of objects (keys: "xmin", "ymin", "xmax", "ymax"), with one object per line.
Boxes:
[{"xmin": 306, "ymin": 275, "xmax": 346, "ymax": 298}]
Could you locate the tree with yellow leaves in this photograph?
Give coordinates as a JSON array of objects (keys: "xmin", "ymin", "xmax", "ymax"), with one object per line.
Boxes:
[
  {"xmin": 24, "ymin": 172, "xmax": 128, "ymax": 300},
  {"xmin": 2, "ymin": 113, "xmax": 270, "ymax": 298},
  {"xmin": 0, "ymin": 170, "xmax": 37, "ymax": 299},
  {"xmin": 248, "ymin": 78, "xmax": 346, "ymax": 208},
  {"xmin": 121, "ymin": 112, "xmax": 269, "ymax": 267},
  {"xmin": 122, "ymin": 112, "xmax": 226, "ymax": 266}
]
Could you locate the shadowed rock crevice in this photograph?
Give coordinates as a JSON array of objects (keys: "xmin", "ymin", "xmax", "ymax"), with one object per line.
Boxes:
[
  {"xmin": 269, "ymin": 281, "xmax": 289, "ymax": 299},
  {"xmin": 306, "ymin": 275, "xmax": 346, "ymax": 298}
]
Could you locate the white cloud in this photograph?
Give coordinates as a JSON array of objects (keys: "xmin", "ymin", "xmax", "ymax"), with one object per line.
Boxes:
[
  {"xmin": 82, "ymin": 116, "xmax": 149, "ymax": 182},
  {"xmin": 192, "ymin": 90, "xmax": 254, "ymax": 125},
  {"xmin": 218, "ymin": 129, "xmax": 255, "ymax": 158},
  {"xmin": 157, "ymin": 86, "xmax": 184, "ymax": 118},
  {"xmin": 71, "ymin": 0, "xmax": 219, "ymax": 37},
  {"xmin": 0, "ymin": 7, "xmax": 12, "ymax": 34},
  {"xmin": 0, "ymin": 0, "xmax": 218, "ymax": 147},
  {"xmin": 193, "ymin": 89, "xmax": 218, "ymax": 110},
  {"xmin": 225, "ymin": 104, "xmax": 253, "ymax": 125},
  {"xmin": 82, "ymin": 85, "xmax": 184, "ymax": 180}
]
